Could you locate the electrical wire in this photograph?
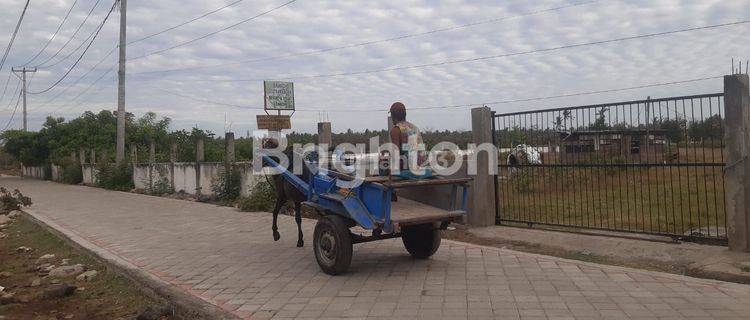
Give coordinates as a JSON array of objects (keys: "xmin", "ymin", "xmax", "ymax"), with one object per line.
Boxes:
[
  {"xmin": 171, "ymin": 19, "xmax": 750, "ymax": 83},
  {"xmin": 35, "ymin": 0, "xmax": 103, "ymax": 68},
  {"xmin": 131, "ymin": 0, "xmax": 600, "ymax": 75},
  {"xmin": 37, "ymin": 0, "xmax": 246, "ymax": 108},
  {"xmin": 1, "ymin": 91, "xmax": 22, "ymax": 131},
  {"xmin": 156, "ymin": 75, "xmax": 721, "ymax": 113},
  {"xmin": 0, "ymin": 73, "xmax": 15, "ymax": 106},
  {"xmin": 22, "ymin": 0, "xmax": 79, "ymax": 66},
  {"xmin": 29, "ymin": 0, "xmax": 117, "ymax": 95},
  {"xmin": 0, "ymin": 0, "xmax": 30, "ymax": 72},
  {"xmin": 128, "ymin": 0, "xmax": 298, "ymax": 61},
  {"xmin": 46, "ymin": 66, "xmax": 115, "ymax": 115},
  {"xmin": 4, "ymin": 78, "xmax": 22, "ymax": 111},
  {"xmin": 31, "ymin": 45, "xmax": 116, "ymax": 110},
  {"xmin": 127, "ymin": 0, "xmax": 244, "ymax": 45}
]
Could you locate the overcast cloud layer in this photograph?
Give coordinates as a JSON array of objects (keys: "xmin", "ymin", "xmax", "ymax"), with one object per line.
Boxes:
[{"xmin": 0, "ymin": 0, "xmax": 748, "ymax": 134}]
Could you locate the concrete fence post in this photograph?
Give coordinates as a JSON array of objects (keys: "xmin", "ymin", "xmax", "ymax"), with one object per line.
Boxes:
[
  {"xmin": 130, "ymin": 143, "xmax": 137, "ymax": 164},
  {"xmin": 469, "ymin": 107, "xmax": 497, "ymax": 227},
  {"xmin": 196, "ymin": 138, "xmax": 204, "ymax": 195},
  {"xmin": 169, "ymin": 141, "xmax": 177, "ymax": 191},
  {"xmin": 90, "ymin": 149, "xmax": 96, "ymax": 165},
  {"xmin": 724, "ymin": 74, "xmax": 750, "ymax": 252},
  {"xmin": 148, "ymin": 140, "xmax": 156, "ymax": 190},
  {"xmin": 317, "ymin": 122, "xmax": 332, "ymax": 146},
  {"xmin": 78, "ymin": 148, "xmax": 86, "ymax": 165},
  {"xmin": 225, "ymin": 132, "xmax": 235, "ymax": 163}
]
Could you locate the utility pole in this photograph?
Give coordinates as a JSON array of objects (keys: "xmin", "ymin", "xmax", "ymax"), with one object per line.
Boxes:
[
  {"xmin": 11, "ymin": 67, "xmax": 36, "ymax": 132},
  {"xmin": 115, "ymin": 0, "xmax": 127, "ymax": 163}
]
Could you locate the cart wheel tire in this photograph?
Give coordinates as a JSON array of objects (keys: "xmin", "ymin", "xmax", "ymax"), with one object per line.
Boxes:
[
  {"xmin": 402, "ymin": 224, "xmax": 441, "ymax": 259},
  {"xmin": 313, "ymin": 215, "xmax": 353, "ymax": 275}
]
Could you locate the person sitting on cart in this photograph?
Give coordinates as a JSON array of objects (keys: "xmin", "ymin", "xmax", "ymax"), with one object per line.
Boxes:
[{"xmin": 388, "ymin": 102, "xmax": 432, "ymax": 179}]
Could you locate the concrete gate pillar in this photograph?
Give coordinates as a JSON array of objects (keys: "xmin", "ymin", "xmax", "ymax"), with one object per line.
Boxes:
[
  {"xmin": 724, "ymin": 74, "xmax": 750, "ymax": 252},
  {"xmin": 195, "ymin": 138, "xmax": 204, "ymax": 195},
  {"xmin": 469, "ymin": 107, "xmax": 497, "ymax": 227}
]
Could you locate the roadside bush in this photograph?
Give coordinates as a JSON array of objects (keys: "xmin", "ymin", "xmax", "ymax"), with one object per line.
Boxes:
[
  {"xmin": 0, "ymin": 187, "xmax": 32, "ymax": 213},
  {"xmin": 211, "ymin": 167, "xmax": 241, "ymax": 202},
  {"xmin": 96, "ymin": 162, "xmax": 134, "ymax": 191},
  {"xmin": 145, "ymin": 175, "xmax": 174, "ymax": 195},
  {"xmin": 237, "ymin": 180, "xmax": 276, "ymax": 212},
  {"xmin": 59, "ymin": 160, "xmax": 83, "ymax": 185}
]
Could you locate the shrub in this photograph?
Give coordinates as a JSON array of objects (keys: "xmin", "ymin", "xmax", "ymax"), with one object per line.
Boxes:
[
  {"xmin": 211, "ymin": 167, "xmax": 241, "ymax": 202},
  {"xmin": 59, "ymin": 160, "xmax": 83, "ymax": 185},
  {"xmin": 145, "ymin": 175, "xmax": 174, "ymax": 195},
  {"xmin": 0, "ymin": 187, "xmax": 32, "ymax": 213},
  {"xmin": 96, "ymin": 162, "xmax": 134, "ymax": 191},
  {"xmin": 238, "ymin": 180, "xmax": 276, "ymax": 212}
]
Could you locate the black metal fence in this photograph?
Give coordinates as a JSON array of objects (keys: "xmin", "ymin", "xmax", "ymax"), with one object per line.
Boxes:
[{"xmin": 492, "ymin": 93, "xmax": 727, "ymax": 242}]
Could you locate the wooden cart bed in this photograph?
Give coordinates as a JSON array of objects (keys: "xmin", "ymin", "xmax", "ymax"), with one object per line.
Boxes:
[{"xmin": 390, "ymin": 198, "xmax": 464, "ymax": 226}]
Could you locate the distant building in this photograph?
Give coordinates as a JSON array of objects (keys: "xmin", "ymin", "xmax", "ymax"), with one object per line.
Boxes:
[{"xmin": 558, "ymin": 129, "xmax": 668, "ymax": 157}]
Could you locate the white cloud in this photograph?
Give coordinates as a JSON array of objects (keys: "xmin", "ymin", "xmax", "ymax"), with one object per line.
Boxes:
[{"xmin": 0, "ymin": 0, "xmax": 749, "ymax": 134}]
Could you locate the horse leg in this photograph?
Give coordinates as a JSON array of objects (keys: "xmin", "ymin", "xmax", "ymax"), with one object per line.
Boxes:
[
  {"xmin": 294, "ymin": 201, "xmax": 304, "ymax": 247},
  {"xmin": 271, "ymin": 194, "xmax": 285, "ymax": 241}
]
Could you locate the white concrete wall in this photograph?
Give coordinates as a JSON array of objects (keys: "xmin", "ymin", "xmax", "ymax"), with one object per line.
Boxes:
[
  {"xmin": 81, "ymin": 164, "xmax": 97, "ymax": 185},
  {"xmin": 50, "ymin": 165, "xmax": 61, "ymax": 181},
  {"xmin": 133, "ymin": 164, "xmax": 150, "ymax": 190},
  {"xmin": 21, "ymin": 166, "xmax": 47, "ymax": 179},
  {"xmin": 173, "ymin": 163, "xmax": 197, "ymax": 194}
]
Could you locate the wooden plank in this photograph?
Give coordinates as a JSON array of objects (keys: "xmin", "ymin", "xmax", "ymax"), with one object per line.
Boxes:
[{"xmin": 390, "ymin": 198, "xmax": 463, "ymax": 225}]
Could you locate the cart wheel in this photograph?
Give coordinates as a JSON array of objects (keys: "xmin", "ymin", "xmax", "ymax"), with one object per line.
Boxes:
[
  {"xmin": 313, "ymin": 215, "xmax": 353, "ymax": 275},
  {"xmin": 402, "ymin": 223, "xmax": 441, "ymax": 259}
]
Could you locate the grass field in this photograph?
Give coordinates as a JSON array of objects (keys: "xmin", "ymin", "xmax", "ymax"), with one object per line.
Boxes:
[{"xmin": 497, "ymin": 147, "xmax": 726, "ymax": 239}]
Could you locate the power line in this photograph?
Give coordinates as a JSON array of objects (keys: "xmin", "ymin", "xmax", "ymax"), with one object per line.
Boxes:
[
  {"xmin": 131, "ymin": 0, "xmax": 599, "ymax": 75},
  {"xmin": 0, "ymin": 73, "xmax": 16, "ymax": 105},
  {"xmin": 170, "ymin": 19, "xmax": 750, "ymax": 83},
  {"xmin": 35, "ymin": 0, "xmax": 103, "ymax": 68},
  {"xmin": 36, "ymin": 0, "xmax": 246, "ymax": 108},
  {"xmin": 22, "ymin": 0, "xmax": 80, "ymax": 66},
  {"xmin": 31, "ymin": 45, "xmax": 116, "ymax": 110},
  {"xmin": 0, "ymin": 0, "xmax": 30, "ymax": 72},
  {"xmin": 29, "ymin": 0, "xmax": 118, "ymax": 95},
  {"xmin": 2, "ymin": 91, "xmax": 22, "ymax": 131},
  {"xmin": 127, "ymin": 0, "xmax": 244, "ymax": 45},
  {"xmin": 157, "ymin": 74, "xmax": 722, "ymax": 113},
  {"xmin": 4, "ymin": 79, "xmax": 22, "ymax": 111},
  {"xmin": 47, "ymin": 66, "xmax": 116, "ymax": 116},
  {"xmin": 128, "ymin": 0, "xmax": 298, "ymax": 61}
]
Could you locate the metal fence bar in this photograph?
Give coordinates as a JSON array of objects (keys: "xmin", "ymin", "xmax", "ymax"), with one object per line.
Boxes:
[{"xmin": 492, "ymin": 93, "xmax": 727, "ymax": 242}]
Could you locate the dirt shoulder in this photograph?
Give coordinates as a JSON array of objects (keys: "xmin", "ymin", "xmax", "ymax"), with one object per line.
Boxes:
[{"xmin": 0, "ymin": 214, "xmax": 172, "ymax": 320}]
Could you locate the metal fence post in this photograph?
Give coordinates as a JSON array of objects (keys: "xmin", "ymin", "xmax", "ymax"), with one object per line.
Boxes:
[{"xmin": 724, "ymin": 74, "xmax": 750, "ymax": 252}]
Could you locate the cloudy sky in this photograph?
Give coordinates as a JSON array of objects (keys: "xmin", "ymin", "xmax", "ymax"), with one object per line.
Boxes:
[{"xmin": 0, "ymin": 0, "xmax": 748, "ymax": 134}]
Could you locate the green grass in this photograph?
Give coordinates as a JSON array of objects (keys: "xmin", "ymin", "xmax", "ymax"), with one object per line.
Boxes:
[
  {"xmin": 0, "ymin": 216, "xmax": 168, "ymax": 319},
  {"xmin": 497, "ymin": 148, "xmax": 726, "ymax": 237}
]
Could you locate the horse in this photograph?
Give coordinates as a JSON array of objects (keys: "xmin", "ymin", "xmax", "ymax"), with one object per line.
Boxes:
[{"xmin": 262, "ymin": 139, "xmax": 312, "ymax": 248}]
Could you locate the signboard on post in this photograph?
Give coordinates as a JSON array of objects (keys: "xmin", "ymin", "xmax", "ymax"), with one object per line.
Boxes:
[
  {"xmin": 264, "ymin": 81, "xmax": 295, "ymax": 111},
  {"xmin": 257, "ymin": 115, "xmax": 291, "ymax": 131}
]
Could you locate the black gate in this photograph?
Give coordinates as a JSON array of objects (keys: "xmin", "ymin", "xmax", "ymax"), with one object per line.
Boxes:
[{"xmin": 492, "ymin": 93, "xmax": 727, "ymax": 242}]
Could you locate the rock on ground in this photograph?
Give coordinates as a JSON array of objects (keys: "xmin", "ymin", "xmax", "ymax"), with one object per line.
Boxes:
[
  {"xmin": 47, "ymin": 264, "xmax": 85, "ymax": 278},
  {"xmin": 75, "ymin": 270, "xmax": 98, "ymax": 282},
  {"xmin": 0, "ymin": 271, "xmax": 11, "ymax": 279},
  {"xmin": 0, "ymin": 216, "xmax": 9, "ymax": 225},
  {"xmin": 35, "ymin": 254, "xmax": 55, "ymax": 264},
  {"xmin": 7, "ymin": 210, "xmax": 21, "ymax": 218}
]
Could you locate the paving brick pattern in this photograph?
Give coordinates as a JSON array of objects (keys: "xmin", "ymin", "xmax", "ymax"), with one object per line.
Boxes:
[{"xmin": 5, "ymin": 176, "xmax": 750, "ymax": 319}]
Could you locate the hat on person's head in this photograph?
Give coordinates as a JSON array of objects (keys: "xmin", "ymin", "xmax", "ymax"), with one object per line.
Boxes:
[{"xmin": 389, "ymin": 102, "xmax": 406, "ymax": 114}]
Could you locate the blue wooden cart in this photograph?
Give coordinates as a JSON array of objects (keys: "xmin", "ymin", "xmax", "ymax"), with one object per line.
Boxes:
[{"xmin": 262, "ymin": 153, "xmax": 470, "ymax": 275}]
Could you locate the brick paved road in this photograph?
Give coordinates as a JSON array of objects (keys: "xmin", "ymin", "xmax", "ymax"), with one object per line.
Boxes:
[{"xmin": 4, "ymin": 176, "xmax": 750, "ymax": 320}]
